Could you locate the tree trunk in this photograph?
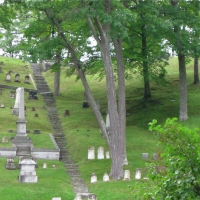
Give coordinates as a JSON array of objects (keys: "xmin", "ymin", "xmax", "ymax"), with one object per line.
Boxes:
[
  {"xmin": 193, "ymin": 57, "xmax": 199, "ymax": 84},
  {"xmin": 113, "ymin": 38, "xmax": 128, "ymax": 166},
  {"xmin": 141, "ymin": 26, "xmax": 151, "ymax": 100},
  {"xmin": 54, "ymin": 54, "xmax": 61, "ymax": 96},
  {"xmin": 178, "ymin": 54, "xmax": 188, "ymax": 121}
]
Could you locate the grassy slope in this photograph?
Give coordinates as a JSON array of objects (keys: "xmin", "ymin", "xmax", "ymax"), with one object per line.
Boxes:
[
  {"xmin": 0, "ymin": 56, "xmax": 75, "ymax": 199},
  {"xmin": 1, "ymin": 56, "xmax": 200, "ymax": 199}
]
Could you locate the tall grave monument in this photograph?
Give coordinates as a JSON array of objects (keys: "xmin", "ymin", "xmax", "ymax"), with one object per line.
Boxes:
[{"xmin": 16, "ymin": 87, "xmax": 27, "ymax": 137}]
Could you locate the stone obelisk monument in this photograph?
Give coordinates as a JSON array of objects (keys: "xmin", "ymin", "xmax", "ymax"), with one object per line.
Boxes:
[{"xmin": 16, "ymin": 87, "xmax": 27, "ymax": 136}]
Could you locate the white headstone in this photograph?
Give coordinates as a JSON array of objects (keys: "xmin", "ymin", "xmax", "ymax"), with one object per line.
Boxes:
[
  {"xmin": 90, "ymin": 173, "xmax": 97, "ymax": 183},
  {"xmin": 123, "ymin": 170, "xmax": 130, "ymax": 181},
  {"xmin": 88, "ymin": 146, "xmax": 95, "ymax": 160},
  {"xmin": 103, "ymin": 173, "xmax": 109, "ymax": 182},
  {"xmin": 97, "ymin": 146, "xmax": 104, "ymax": 159},
  {"xmin": 43, "ymin": 163, "xmax": 47, "ymax": 168},
  {"xmin": 105, "ymin": 151, "xmax": 110, "ymax": 159},
  {"xmin": 18, "ymin": 159, "xmax": 38, "ymax": 183},
  {"xmin": 105, "ymin": 113, "xmax": 110, "ymax": 129},
  {"xmin": 18, "ymin": 87, "xmax": 25, "ymax": 119},
  {"xmin": 52, "ymin": 198, "xmax": 61, "ymax": 200},
  {"xmin": 135, "ymin": 168, "xmax": 141, "ymax": 180},
  {"xmin": 5, "ymin": 73, "xmax": 11, "ymax": 81}
]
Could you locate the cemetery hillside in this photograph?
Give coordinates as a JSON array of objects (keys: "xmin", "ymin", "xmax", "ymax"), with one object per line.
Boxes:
[
  {"xmin": 0, "ymin": 55, "xmax": 200, "ymax": 200},
  {"xmin": 1, "ymin": 1, "xmax": 200, "ymax": 199}
]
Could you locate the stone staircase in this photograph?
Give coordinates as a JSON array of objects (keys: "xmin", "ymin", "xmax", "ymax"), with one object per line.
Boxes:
[
  {"xmin": 12, "ymin": 136, "xmax": 32, "ymax": 157},
  {"xmin": 30, "ymin": 63, "xmax": 89, "ymax": 195}
]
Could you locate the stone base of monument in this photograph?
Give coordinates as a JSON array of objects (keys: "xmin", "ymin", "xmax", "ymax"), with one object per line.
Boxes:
[{"xmin": 18, "ymin": 159, "xmax": 38, "ymax": 183}]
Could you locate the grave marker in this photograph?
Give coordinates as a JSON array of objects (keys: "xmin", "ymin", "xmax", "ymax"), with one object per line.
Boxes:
[
  {"xmin": 135, "ymin": 168, "xmax": 141, "ymax": 180},
  {"xmin": 123, "ymin": 170, "xmax": 130, "ymax": 181},
  {"xmin": 97, "ymin": 146, "xmax": 104, "ymax": 159},
  {"xmin": 5, "ymin": 73, "xmax": 11, "ymax": 81},
  {"xmin": 103, "ymin": 173, "xmax": 109, "ymax": 182},
  {"xmin": 14, "ymin": 74, "xmax": 20, "ymax": 82},
  {"xmin": 6, "ymin": 157, "xmax": 16, "ymax": 170},
  {"xmin": 88, "ymin": 146, "xmax": 95, "ymax": 160},
  {"xmin": 90, "ymin": 173, "xmax": 97, "ymax": 183}
]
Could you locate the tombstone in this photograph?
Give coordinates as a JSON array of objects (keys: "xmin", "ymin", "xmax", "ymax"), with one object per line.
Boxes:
[
  {"xmin": 14, "ymin": 74, "xmax": 20, "ymax": 82},
  {"xmin": 52, "ymin": 198, "xmax": 61, "ymax": 200},
  {"xmin": 6, "ymin": 157, "xmax": 16, "ymax": 170},
  {"xmin": 153, "ymin": 153, "xmax": 159, "ymax": 160},
  {"xmin": 18, "ymin": 158, "xmax": 38, "ymax": 183},
  {"xmin": 82, "ymin": 91, "xmax": 89, "ymax": 108},
  {"xmin": 105, "ymin": 151, "xmax": 110, "ymax": 159},
  {"xmin": 35, "ymin": 113, "xmax": 38, "ymax": 117},
  {"xmin": 31, "ymin": 107, "xmax": 36, "ymax": 111},
  {"xmin": 28, "ymin": 91, "xmax": 38, "ymax": 100},
  {"xmin": 2, "ymin": 136, "xmax": 8, "ymax": 143},
  {"xmin": 88, "ymin": 146, "xmax": 95, "ymax": 160},
  {"xmin": 24, "ymin": 75, "xmax": 30, "ymax": 84},
  {"xmin": 52, "ymin": 165, "xmax": 56, "ymax": 169},
  {"xmin": 97, "ymin": 146, "xmax": 104, "ymax": 159},
  {"xmin": 34, "ymin": 129, "xmax": 40, "ymax": 134},
  {"xmin": 142, "ymin": 153, "xmax": 149, "ymax": 159},
  {"xmin": 12, "ymin": 87, "xmax": 20, "ymax": 115},
  {"xmin": 90, "ymin": 173, "xmax": 97, "ymax": 183},
  {"xmin": 10, "ymin": 91, "xmax": 15, "ymax": 98},
  {"xmin": 123, "ymin": 170, "xmax": 131, "ymax": 181},
  {"xmin": 64, "ymin": 110, "xmax": 70, "ymax": 116},
  {"xmin": 5, "ymin": 73, "xmax": 11, "ymax": 81},
  {"xmin": 16, "ymin": 88, "xmax": 27, "ymax": 137},
  {"xmin": 135, "ymin": 168, "xmax": 142, "ymax": 180},
  {"xmin": 43, "ymin": 163, "xmax": 47, "ymax": 169},
  {"xmin": 105, "ymin": 113, "xmax": 110, "ymax": 129},
  {"xmin": 103, "ymin": 173, "xmax": 109, "ymax": 182},
  {"xmin": 82, "ymin": 101, "xmax": 89, "ymax": 108},
  {"xmin": 88, "ymin": 194, "xmax": 97, "ymax": 200},
  {"xmin": 0, "ymin": 104, "xmax": 5, "ymax": 108}
]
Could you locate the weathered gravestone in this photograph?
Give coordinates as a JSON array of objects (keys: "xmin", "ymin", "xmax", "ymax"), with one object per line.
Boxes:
[
  {"xmin": 142, "ymin": 153, "xmax": 149, "ymax": 159},
  {"xmin": 88, "ymin": 146, "xmax": 95, "ymax": 160},
  {"xmin": 28, "ymin": 91, "xmax": 38, "ymax": 100},
  {"xmin": 103, "ymin": 173, "xmax": 109, "ymax": 182},
  {"xmin": 2, "ymin": 136, "xmax": 8, "ymax": 143},
  {"xmin": 106, "ymin": 151, "xmax": 110, "ymax": 159},
  {"xmin": 10, "ymin": 91, "xmax": 15, "ymax": 98},
  {"xmin": 24, "ymin": 75, "xmax": 30, "ymax": 84},
  {"xmin": 6, "ymin": 157, "xmax": 16, "ymax": 170},
  {"xmin": 97, "ymin": 146, "xmax": 104, "ymax": 159},
  {"xmin": 123, "ymin": 170, "xmax": 131, "ymax": 181},
  {"xmin": 18, "ymin": 158, "xmax": 38, "ymax": 183},
  {"xmin": 90, "ymin": 173, "xmax": 97, "ymax": 183},
  {"xmin": 5, "ymin": 73, "xmax": 11, "ymax": 81},
  {"xmin": 135, "ymin": 168, "xmax": 142, "ymax": 180},
  {"xmin": 14, "ymin": 74, "xmax": 20, "ymax": 82}
]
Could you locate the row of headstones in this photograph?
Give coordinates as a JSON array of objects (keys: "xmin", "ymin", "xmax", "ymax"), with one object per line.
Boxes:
[
  {"xmin": 142, "ymin": 153, "xmax": 160, "ymax": 160},
  {"xmin": 6, "ymin": 156, "xmax": 57, "ymax": 170},
  {"xmin": 88, "ymin": 146, "xmax": 110, "ymax": 160},
  {"xmin": 90, "ymin": 169, "xmax": 145, "ymax": 183},
  {"xmin": 5, "ymin": 73, "xmax": 31, "ymax": 83}
]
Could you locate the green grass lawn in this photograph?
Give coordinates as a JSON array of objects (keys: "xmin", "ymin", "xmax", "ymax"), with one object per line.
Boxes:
[{"xmin": 0, "ymin": 56, "xmax": 200, "ymax": 199}]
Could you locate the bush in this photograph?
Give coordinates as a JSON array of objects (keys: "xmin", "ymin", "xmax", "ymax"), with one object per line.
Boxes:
[{"xmin": 147, "ymin": 118, "xmax": 200, "ymax": 200}]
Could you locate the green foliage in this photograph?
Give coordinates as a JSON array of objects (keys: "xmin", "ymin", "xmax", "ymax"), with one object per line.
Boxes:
[{"xmin": 147, "ymin": 118, "xmax": 200, "ymax": 199}]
